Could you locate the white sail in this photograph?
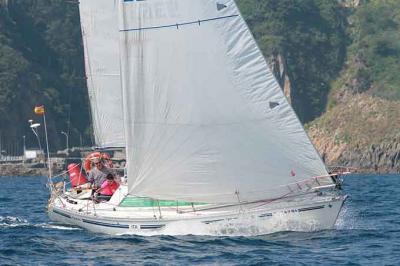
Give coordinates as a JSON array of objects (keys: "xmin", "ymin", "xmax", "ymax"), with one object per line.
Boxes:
[
  {"xmin": 118, "ymin": 0, "xmax": 333, "ymax": 203},
  {"xmin": 79, "ymin": 0, "xmax": 125, "ymax": 147}
]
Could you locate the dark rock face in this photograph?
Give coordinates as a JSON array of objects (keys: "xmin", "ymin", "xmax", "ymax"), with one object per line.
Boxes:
[
  {"xmin": 0, "ymin": 164, "xmax": 48, "ymax": 177},
  {"xmin": 269, "ymin": 53, "xmax": 292, "ymax": 105},
  {"xmin": 308, "ymin": 89, "xmax": 400, "ymax": 174},
  {"xmin": 338, "ymin": 141, "xmax": 400, "ymax": 173},
  {"xmin": 0, "ymin": 161, "xmax": 65, "ymax": 177}
]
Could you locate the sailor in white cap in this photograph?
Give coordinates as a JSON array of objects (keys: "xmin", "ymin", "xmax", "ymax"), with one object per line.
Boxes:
[{"xmin": 88, "ymin": 156, "xmax": 114, "ymax": 189}]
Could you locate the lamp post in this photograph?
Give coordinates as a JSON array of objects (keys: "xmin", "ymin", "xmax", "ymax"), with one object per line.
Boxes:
[
  {"xmin": 79, "ymin": 133, "xmax": 83, "ymax": 147},
  {"xmin": 0, "ymin": 131, "xmax": 2, "ymax": 161},
  {"xmin": 28, "ymin": 119, "xmax": 43, "ymax": 161},
  {"xmin": 22, "ymin": 135, "xmax": 26, "ymax": 164},
  {"xmin": 61, "ymin": 131, "xmax": 69, "ymax": 154}
]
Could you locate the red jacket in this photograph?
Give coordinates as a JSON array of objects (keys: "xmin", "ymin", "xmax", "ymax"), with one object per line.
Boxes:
[{"xmin": 100, "ymin": 180, "xmax": 120, "ymax": 196}]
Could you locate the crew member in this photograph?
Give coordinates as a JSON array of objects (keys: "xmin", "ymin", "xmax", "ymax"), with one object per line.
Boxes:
[
  {"xmin": 88, "ymin": 157, "xmax": 114, "ymax": 189},
  {"xmin": 97, "ymin": 174, "xmax": 120, "ymax": 201}
]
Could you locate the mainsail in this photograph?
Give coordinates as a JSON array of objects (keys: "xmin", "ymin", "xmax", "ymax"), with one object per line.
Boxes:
[
  {"xmin": 79, "ymin": 0, "xmax": 125, "ymax": 147},
  {"xmin": 118, "ymin": 0, "xmax": 333, "ymax": 203}
]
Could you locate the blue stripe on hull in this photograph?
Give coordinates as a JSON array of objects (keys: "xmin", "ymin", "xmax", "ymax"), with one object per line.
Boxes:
[
  {"xmin": 53, "ymin": 209, "xmax": 165, "ymax": 230},
  {"xmin": 298, "ymin": 205, "xmax": 325, "ymax": 212},
  {"xmin": 82, "ymin": 219, "xmax": 165, "ymax": 230},
  {"xmin": 53, "ymin": 209, "xmax": 72, "ymax": 219},
  {"xmin": 140, "ymin": 225, "xmax": 165, "ymax": 230},
  {"xmin": 203, "ymin": 219, "xmax": 225, "ymax": 224},
  {"xmin": 53, "ymin": 204, "xmax": 329, "ymax": 230},
  {"xmin": 82, "ymin": 219, "xmax": 130, "ymax": 229},
  {"xmin": 203, "ymin": 205, "xmax": 326, "ymax": 224}
]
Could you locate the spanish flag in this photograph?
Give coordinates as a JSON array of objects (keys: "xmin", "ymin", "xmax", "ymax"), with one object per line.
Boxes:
[{"xmin": 34, "ymin": 105, "xmax": 45, "ymax": 115}]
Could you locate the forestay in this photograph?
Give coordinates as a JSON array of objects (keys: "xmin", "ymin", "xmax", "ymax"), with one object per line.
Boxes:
[
  {"xmin": 79, "ymin": 0, "xmax": 125, "ymax": 147},
  {"xmin": 118, "ymin": 0, "xmax": 333, "ymax": 203}
]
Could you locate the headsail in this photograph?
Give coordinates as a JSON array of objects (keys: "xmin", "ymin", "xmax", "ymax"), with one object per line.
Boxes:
[
  {"xmin": 79, "ymin": 0, "xmax": 125, "ymax": 148},
  {"xmin": 118, "ymin": 0, "xmax": 333, "ymax": 203}
]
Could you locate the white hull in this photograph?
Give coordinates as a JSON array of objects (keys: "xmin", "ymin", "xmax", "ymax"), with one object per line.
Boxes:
[{"xmin": 48, "ymin": 187, "xmax": 346, "ymax": 235}]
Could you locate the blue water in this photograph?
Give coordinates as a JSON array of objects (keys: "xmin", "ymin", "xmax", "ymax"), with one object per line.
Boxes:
[{"xmin": 0, "ymin": 175, "xmax": 399, "ymax": 265}]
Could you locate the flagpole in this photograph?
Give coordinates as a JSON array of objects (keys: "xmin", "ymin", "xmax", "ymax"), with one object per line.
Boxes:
[{"xmin": 43, "ymin": 110, "xmax": 53, "ymax": 189}]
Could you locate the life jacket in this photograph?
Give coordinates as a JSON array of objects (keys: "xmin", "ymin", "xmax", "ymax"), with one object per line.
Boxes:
[
  {"xmin": 100, "ymin": 180, "xmax": 120, "ymax": 196},
  {"xmin": 83, "ymin": 152, "xmax": 113, "ymax": 173}
]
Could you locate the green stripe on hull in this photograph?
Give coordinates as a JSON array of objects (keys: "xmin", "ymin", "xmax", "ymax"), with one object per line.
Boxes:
[{"xmin": 119, "ymin": 197, "xmax": 205, "ymax": 208}]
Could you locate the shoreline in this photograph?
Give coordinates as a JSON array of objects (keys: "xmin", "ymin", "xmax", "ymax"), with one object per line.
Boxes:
[
  {"xmin": 0, "ymin": 163, "xmax": 64, "ymax": 177},
  {"xmin": 0, "ymin": 163, "xmax": 396, "ymax": 177}
]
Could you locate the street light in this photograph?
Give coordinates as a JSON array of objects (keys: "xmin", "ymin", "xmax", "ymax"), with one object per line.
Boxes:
[
  {"xmin": 28, "ymin": 119, "xmax": 42, "ymax": 154},
  {"xmin": 61, "ymin": 131, "xmax": 69, "ymax": 154},
  {"xmin": 22, "ymin": 135, "xmax": 26, "ymax": 164}
]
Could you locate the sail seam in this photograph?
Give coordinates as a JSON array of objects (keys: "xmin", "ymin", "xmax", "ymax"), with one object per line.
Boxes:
[
  {"xmin": 130, "ymin": 118, "xmax": 276, "ymax": 126},
  {"xmin": 120, "ymin": 15, "xmax": 239, "ymax": 32},
  {"xmin": 87, "ymin": 73, "xmax": 120, "ymax": 77}
]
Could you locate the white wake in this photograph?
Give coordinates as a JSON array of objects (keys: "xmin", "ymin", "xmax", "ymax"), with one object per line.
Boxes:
[{"xmin": 120, "ymin": 212, "xmax": 323, "ymax": 237}]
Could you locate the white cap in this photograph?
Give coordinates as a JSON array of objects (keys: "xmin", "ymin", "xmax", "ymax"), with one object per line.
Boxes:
[{"xmin": 91, "ymin": 157, "xmax": 101, "ymax": 163}]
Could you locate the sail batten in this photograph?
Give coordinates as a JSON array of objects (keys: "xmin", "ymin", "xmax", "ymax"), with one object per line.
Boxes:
[
  {"xmin": 79, "ymin": 0, "xmax": 125, "ymax": 148},
  {"xmin": 120, "ymin": 14, "xmax": 239, "ymax": 32},
  {"xmin": 119, "ymin": 0, "xmax": 332, "ymax": 203}
]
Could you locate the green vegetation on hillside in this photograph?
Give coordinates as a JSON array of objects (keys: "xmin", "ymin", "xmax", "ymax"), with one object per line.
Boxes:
[
  {"xmin": 0, "ymin": 1, "xmax": 90, "ymax": 151},
  {"xmin": 237, "ymin": 0, "xmax": 348, "ymax": 122},
  {"xmin": 331, "ymin": 0, "xmax": 400, "ymax": 101},
  {"xmin": 316, "ymin": 0, "xmax": 400, "ymax": 139},
  {"xmin": 308, "ymin": 0, "xmax": 400, "ymax": 171},
  {"xmin": 0, "ymin": 0, "xmax": 350, "ymax": 153},
  {"xmin": 1, "ymin": 0, "xmax": 399, "ymax": 167}
]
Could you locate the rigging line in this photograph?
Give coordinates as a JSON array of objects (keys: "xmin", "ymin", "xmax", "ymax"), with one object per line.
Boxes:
[
  {"xmin": 50, "ymin": 162, "xmax": 81, "ymax": 179},
  {"xmin": 178, "ymin": 191, "xmax": 313, "ymax": 214},
  {"xmin": 251, "ymin": 192, "xmax": 294, "ymax": 209},
  {"xmin": 143, "ymin": 175, "xmax": 333, "ymax": 201},
  {"xmin": 82, "ymin": 30, "xmax": 96, "ymax": 147},
  {"xmin": 120, "ymin": 14, "xmax": 239, "ymax": 32},
  {"xmin": 235, "ymin": 190, "xmax": 243, "ymax": 213},
  {"xmin": 87, "ymin": 73, "xmax": 120, "ymax": 77},
  {"xmin": 66, "ymin": 86, "xmax": 72, "ymax": 139},
  {"xmin": 157, "ymin": 200, "xmax": 162, "ymax": 219}
]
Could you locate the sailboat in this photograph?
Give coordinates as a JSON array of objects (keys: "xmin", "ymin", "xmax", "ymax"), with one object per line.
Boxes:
[{"xmin": 47, "ymin": 0, "xmax": 347, "ymax": 235}]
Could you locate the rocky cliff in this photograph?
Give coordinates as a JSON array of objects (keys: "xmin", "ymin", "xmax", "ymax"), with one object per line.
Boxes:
[
  {"xmin": 269, "ymin": 53, "xmax": 292, "ymax": 105},
  {"xmin": 0, "ymin": 0, "xmax": 398, "ymax": 174},
  {"xmin": 0, "ymin": 164, "xmax": 48, "ymax": 177},
  {"xmin": 307, "ymin": 93, "xmax": 400, "ymax": 172},
  {"xmin": 306, "ymin": 0, "xmax": 400, "ymax": 173}
]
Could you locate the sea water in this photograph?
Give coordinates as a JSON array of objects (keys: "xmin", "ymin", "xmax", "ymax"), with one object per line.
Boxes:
[{"xmin": 0, "ymin": 175, "xmax": 399, "ymax": 265}]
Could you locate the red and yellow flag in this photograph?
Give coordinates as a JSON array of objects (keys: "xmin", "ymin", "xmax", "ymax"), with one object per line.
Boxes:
[{"xmin": 34, "ymin": 105, "xmax": 45, "ymax": 115}]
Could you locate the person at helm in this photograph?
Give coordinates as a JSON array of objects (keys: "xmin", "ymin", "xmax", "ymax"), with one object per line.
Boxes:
[
  {"xmin": 88, "ymin": 157, "xmax": 114, "ymax": 189},
  {"xmin": 96, "ymin": 173, "xmax": 120, "ymax": 201}
]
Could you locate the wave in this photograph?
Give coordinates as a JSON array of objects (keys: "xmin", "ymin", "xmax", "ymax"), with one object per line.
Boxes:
[
  {"xmin": 0, "ymin": 216, "xmax": 81, "ymax": 231},
  {"xmin": 37, "ymin": 223, "xmax": 82, "ymax": 231},
  {"xmin": 118, "ymin": 212, "xmax": 325, "ymax": 237},
  {"xmin": 0, "ymin": 216, "xmax": 29, "ymax": 228}
]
